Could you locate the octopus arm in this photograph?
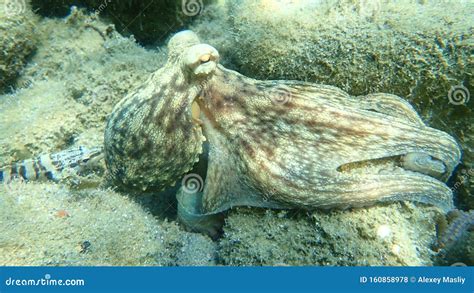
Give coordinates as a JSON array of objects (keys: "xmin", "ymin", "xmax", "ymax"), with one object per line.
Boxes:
[
  {"xmin": 258, "ymin": 80, "xmax": 425, "ymax": 125},
  {"xmin": 356, "ymin": 93, "xmax": 426, "ymax": 126},
  {"xmin": 202, "ymin": 75, "xmax": 460, "ymax": 213}
]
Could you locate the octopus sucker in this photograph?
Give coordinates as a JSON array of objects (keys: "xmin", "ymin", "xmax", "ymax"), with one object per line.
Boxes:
[{"xmin": 104, "ymin": 30, "xmax": 461, "ymax": 236}]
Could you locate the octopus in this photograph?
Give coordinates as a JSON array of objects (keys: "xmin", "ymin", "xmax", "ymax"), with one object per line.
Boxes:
[{"xmin": 104, "ymin": 30, "xmax": 461, "ymax": 236}]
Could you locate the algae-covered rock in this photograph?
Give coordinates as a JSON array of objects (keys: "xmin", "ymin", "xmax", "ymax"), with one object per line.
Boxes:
[
  {"xmin": 175, "ymin": 232, "xmax": 217, "ymax": 266},
  {"xmin": 0, "ymin": 182, "xmax": 216, "ymax": 265},
  {"xmin": 436, "ymin": 231, "xmax": 474, "ymax": 266},
  {"xmin": 195, "ymin": 0, "xmax": 473, "ymax": 99},
  {"xmin": 219, "ymin": 203, "xmax": 440, "ymax": 266},
  {"xmin": 0, "ymin": 0, "xmax": 38, "ymax": 92},
  {"xmin": 0, "ymin": 8, "xmax": 165, "ymax": 163},
  {"xmin": 433, "ymin": 209, "xmax": 474, "ymax": 266},
  {"xmin": 0, "ymin": 80, "xmax": 87, "ymax": 161},
  {"xmin": 31, "ymin": 0, "xmax": 215, "ymax": 44}
]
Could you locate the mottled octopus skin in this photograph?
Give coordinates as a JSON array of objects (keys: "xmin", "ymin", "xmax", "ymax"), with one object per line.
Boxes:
[
  {"xmin": 105, "ymin": 33, "xmax": 209, "ymax": 192},
  {"xmin": 104, "ymin": 31, "xmax": 461, "ymax": 233}
]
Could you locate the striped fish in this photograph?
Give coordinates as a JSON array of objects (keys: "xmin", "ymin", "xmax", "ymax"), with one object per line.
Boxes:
[{"xmin": 0, "ymin": 146, "xmax": 103, "ymax": 183}]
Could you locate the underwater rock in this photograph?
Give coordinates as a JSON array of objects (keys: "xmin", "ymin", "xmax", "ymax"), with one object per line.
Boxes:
[
  {"xmin": 434, "ymin": 209, "xmax": 474, "ymax": 266},
  {"xmin": 0, "ymin": 0, "xmax": 38, "ymax": 92},
  {"xmin": 0, "ymin": 181, "xmax": 216, "ymax": 266},
  {"xmin": 0, "ymin": 7, "xmax": 164, "ymax": 165},
  {"xmin": 30, "ymin": 0, "xmax": 215, "ymax": 44},
  {"xmin": 175, "ymin": 232, "xmax": 217, "ymax": 266},
  {"xmin": 194, "ymin": 0, "xmax": 473, "ymax": 98},
  {"xmin": 436, "ymin": 209, "xmax": 474, "ymax": 251},
  {"xmin": 219, "ymin": 204, "xmax": 440, "ymax": 266},
  {"xmin": 0, "ymin": 80, "xmax": 87, "ymax": 162},
  {"xmin": 435, "ymin": 231, "xmax": 474, "ymax": 266}
]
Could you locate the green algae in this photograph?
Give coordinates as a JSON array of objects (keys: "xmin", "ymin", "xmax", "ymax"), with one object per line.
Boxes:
[
  {"xmin": 219, "ymin": 203, "xmax": 440, "ymax": 266},
  {"xmin": 0, "ymin": 0, "xmax": 38, "ymax": 93}
]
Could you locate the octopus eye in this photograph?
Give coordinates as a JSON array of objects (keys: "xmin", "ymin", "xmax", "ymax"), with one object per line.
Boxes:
[
  {"xmin": 184, "ymin": 44, "xmax": 219, "ymax": 77},
  {"xmin": 200, "ymin": 54, "xmax": 211, "ymax": 63}
]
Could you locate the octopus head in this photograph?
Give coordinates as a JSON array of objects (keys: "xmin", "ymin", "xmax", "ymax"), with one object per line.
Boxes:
[
  {"xmin": 169, "ymin": 30, "xmax": 220, "ymax": 80},
  {"xmin": 104, "ymin": 31, "xmax": 220, "ymax": 192}
]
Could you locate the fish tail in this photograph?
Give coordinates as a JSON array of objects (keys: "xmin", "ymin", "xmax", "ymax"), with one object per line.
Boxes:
[{"xmin": 0, "ymin": 146, "xmax": 103, "ymax": 183}]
